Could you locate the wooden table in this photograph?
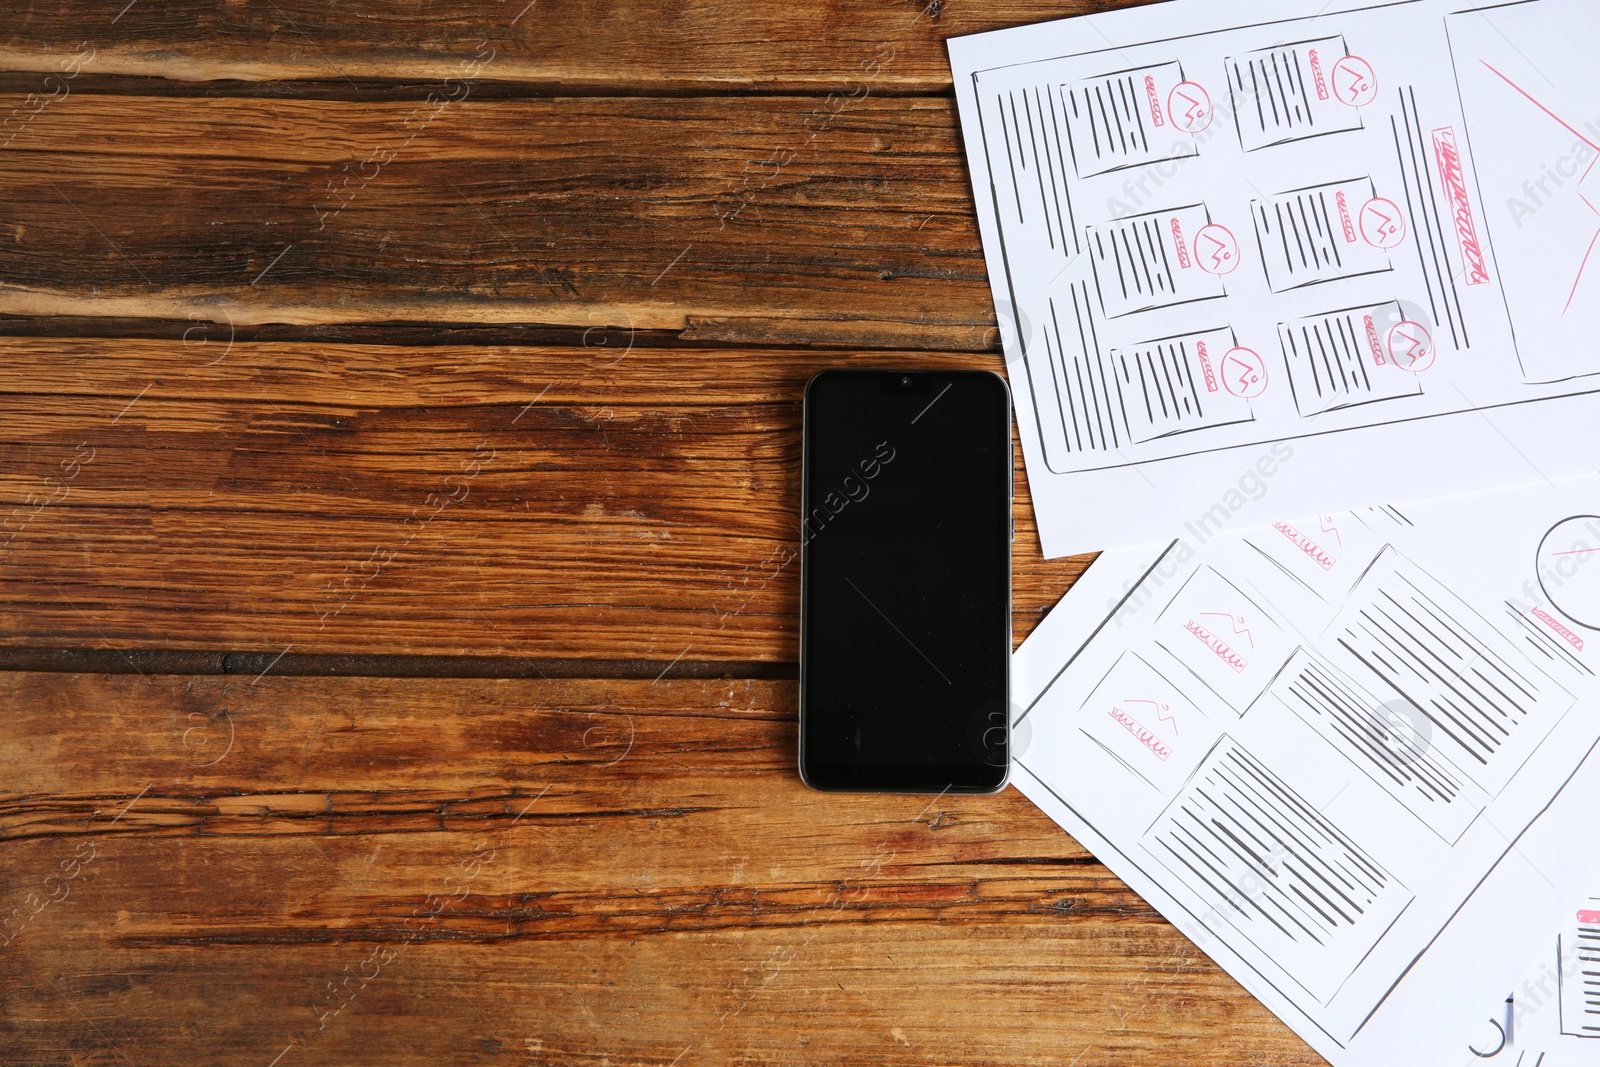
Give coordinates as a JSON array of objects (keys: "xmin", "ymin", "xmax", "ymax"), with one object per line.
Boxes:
[{"xmin": 0, "ymin": 2, "xmax": 1325, "ymax": 1062}]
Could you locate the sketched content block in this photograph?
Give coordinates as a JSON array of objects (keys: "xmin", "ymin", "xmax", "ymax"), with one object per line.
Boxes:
[
  {"xmin": 1063, "ymin": 61, "xmax": 1202, "ymax": 179},
  {"xmin": 1154, "ymin": 566, "xmax": 1296, "ymax": 714},
  {"xmin": 1142, "ymin": 737, "xmax": 1413, "ymax": 1005},
  {"xmin": 1225, "ymin": 37, "xmax": 1365, "ymax": 153}
]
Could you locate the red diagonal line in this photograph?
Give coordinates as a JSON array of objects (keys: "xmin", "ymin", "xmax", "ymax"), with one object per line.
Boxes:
[
  {"xmin": 1481, "ymin": 60, "xmax": 1599, "ymax": 152},
  {"xmin": 1564, "ymin": 229, "xmax": 1600, "ymax": 316},
  {"xmin": 1552, "ymin": 547, "xmax": 1600, "ymax": 558}
]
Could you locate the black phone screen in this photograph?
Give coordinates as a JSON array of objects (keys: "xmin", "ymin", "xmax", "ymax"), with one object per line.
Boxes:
[{"xmin": 800, "ymin": 370, "xmax": 1012, "ymax": 793}]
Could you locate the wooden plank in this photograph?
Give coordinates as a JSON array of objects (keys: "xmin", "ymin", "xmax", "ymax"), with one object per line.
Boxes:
[
  {"xmin": 0, "ymin": 92, "xmax": 1007, "ymax": 348},
  {"xmin": 0, "ymin": 671, "xmax": 1321, "ymax": 1065},
  {"xmin": 0, "ymin": 336, "xmax": 1091, "ymax": 661},
  {"xmin": 0, "ymin": 0, "xmax": 1152, "ymax": 92},
  {"xmin": 6, "ymin": 935, "xmax": 1317, "ymax": 1065}
]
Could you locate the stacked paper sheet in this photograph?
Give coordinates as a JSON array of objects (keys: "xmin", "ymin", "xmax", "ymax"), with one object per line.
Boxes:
[
  {"xmin": 950, "ymin": 0, "xmax": 1600, "ymax": 558},
  {"xmin": 1009, "ymin": 478, "xmax": 1600, "ymax": 1065},
  {"xmin": 946, "ymin": 0, "xmax": 1600, "ymax": 1062}
]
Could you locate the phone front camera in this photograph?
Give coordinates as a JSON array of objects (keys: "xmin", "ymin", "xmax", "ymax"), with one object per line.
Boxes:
[{"xmin": 900, "ymin": 376, "xmax": 912, "ymax": 387}]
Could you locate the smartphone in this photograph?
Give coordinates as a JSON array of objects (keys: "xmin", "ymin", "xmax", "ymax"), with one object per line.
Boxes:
[{"xmin": 799, "ymin": 369, "xmax": 1013, "ymax": 793}]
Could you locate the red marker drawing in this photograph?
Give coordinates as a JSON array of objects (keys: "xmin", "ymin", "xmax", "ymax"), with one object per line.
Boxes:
[
  {"xmin": 1482, "ymin": 61, "xmax": 1600, "ymax": 313},
  {"xmin": 1144, "ymin": 75, "xmax": 1166, "ymax": 127},
  {"xmin": 1221, "ymin": 347, "xmax": 1268, "ymax": 400},
  {"xmin": 1332, "ymin": 55, "xmax": 1378, "ymax": 108},
  {"xmin": 1126, "ymin": 698, "xmax": 1179, "ymax": 736},
  {"xmin": 1274, "ymin": 521, "xmax": 1335, "ymax": 571},
  {"xmin": 1184, "ymin": 619, "xmax": 1247, "ymax": 673},
  {"xmin": 1168, "ymin": 82, "xmax": 1214, "ymax": 134},
  {"xmin": 1359, "ymin": 197, "xmax": 1407, "ymax": 249},
  {"xmin": 1336, "ymin": 190, "xmax": 1358, "ymax": 242},
  {"xmin": 1433, "ymin": 127, "xmax": 1491, "ymax": 286},
  {"xmin": 1109, "ymin": 706, "xmax": 1172, "ymax": 761},
  {"xmin": 1533, "ymin": 607, "xmax": 1584, "ymax": 653},
  {"xmin": 1386, "ymin": 321, "xmax": 1435, "ymax": 372},
  {"xmin": 1199, "ymin": 611, "xmax": 1255, "ymax": 648},
  {"xmin": 1196, "ymin": 338, "xmax": 1219, "ymax": 392},
  {"xmin": 1194, "ymin": 224, "xmax": 1239, "ymax": 275}
]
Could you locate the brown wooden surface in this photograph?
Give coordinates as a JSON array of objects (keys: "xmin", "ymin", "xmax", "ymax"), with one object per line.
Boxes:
[
  {"xmin": 0, "ymin": 1, "xmax": 1144, "ymax": 90},
  {"xmin": 0, "ymin": 337, "xmax": 1094, "ymax": 661},
  {"xmin": 0, "ymin": 2, "xmax": 1326, "ymax": 1063},
  {"xmin": 2, "ymin": 93, "xmax": 993, "ymax": 347}
]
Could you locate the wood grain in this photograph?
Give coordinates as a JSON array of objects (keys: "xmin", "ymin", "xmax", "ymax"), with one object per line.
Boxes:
[
  {"xmin": 0, "ymin": 0, "xmax": 1152, "ymax": 91},
  {"xmin": 0, "ymin": 671, "xmax": 1322, "ymax": 1066},
  {"xmin": 0, "ymin": 3, "xmax": 1329, "ymax": 1062},
  {"xmin": 0, "ymin": 92, "xmax": 1002, "ymax": 348},
  {"xmin": 0, "ymin": 337, "xmax": 1091, "ymax": 662}
]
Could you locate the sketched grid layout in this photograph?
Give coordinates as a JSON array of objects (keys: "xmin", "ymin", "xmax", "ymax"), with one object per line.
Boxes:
[{"xmin": 965, "ymin": 0, "xmax": 1600, "ymax": 477}]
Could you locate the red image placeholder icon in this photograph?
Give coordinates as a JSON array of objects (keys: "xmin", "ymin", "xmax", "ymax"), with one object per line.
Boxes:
[
  {"xmin": 1386, "ymin": 321, "xmax": 1435, "ymax": 372},
  {"xmin": 1332, "ymin": 56, "xmax": 1378, "ymax": 107},
  {"xmin": 1194, "ymin": 225, "xmax": 1239, "ymax": 275},
  {"xmin": 1359, "ymin": 198, "xmax": 1406, "ymax": 249},
  {"xmin": 1169, "ymin": 82, "xmax": 1213, "ymax": 133},
  {"xmin": 1221, "ymin": 347, "xmax": 1268, "ymax": 399}
]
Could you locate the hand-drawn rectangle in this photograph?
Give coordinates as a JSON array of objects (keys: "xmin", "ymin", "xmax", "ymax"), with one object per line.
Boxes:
[{"xmin": 1142, "ymin": 737, "xmax": 1413, "ymax": 1004}]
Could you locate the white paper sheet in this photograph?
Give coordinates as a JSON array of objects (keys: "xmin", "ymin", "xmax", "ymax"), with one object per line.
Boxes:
[
  {"xmin": 1471, "ymin": 891, "xmax": 1600, "ymax": 1063},
  {"xmin": 949, "ymin": 0, "xmax": 1600, "ymax": 557},
  {"xmin": 1010, "ymin": 475, "xmax": 1600, "ymax": 1066}
]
